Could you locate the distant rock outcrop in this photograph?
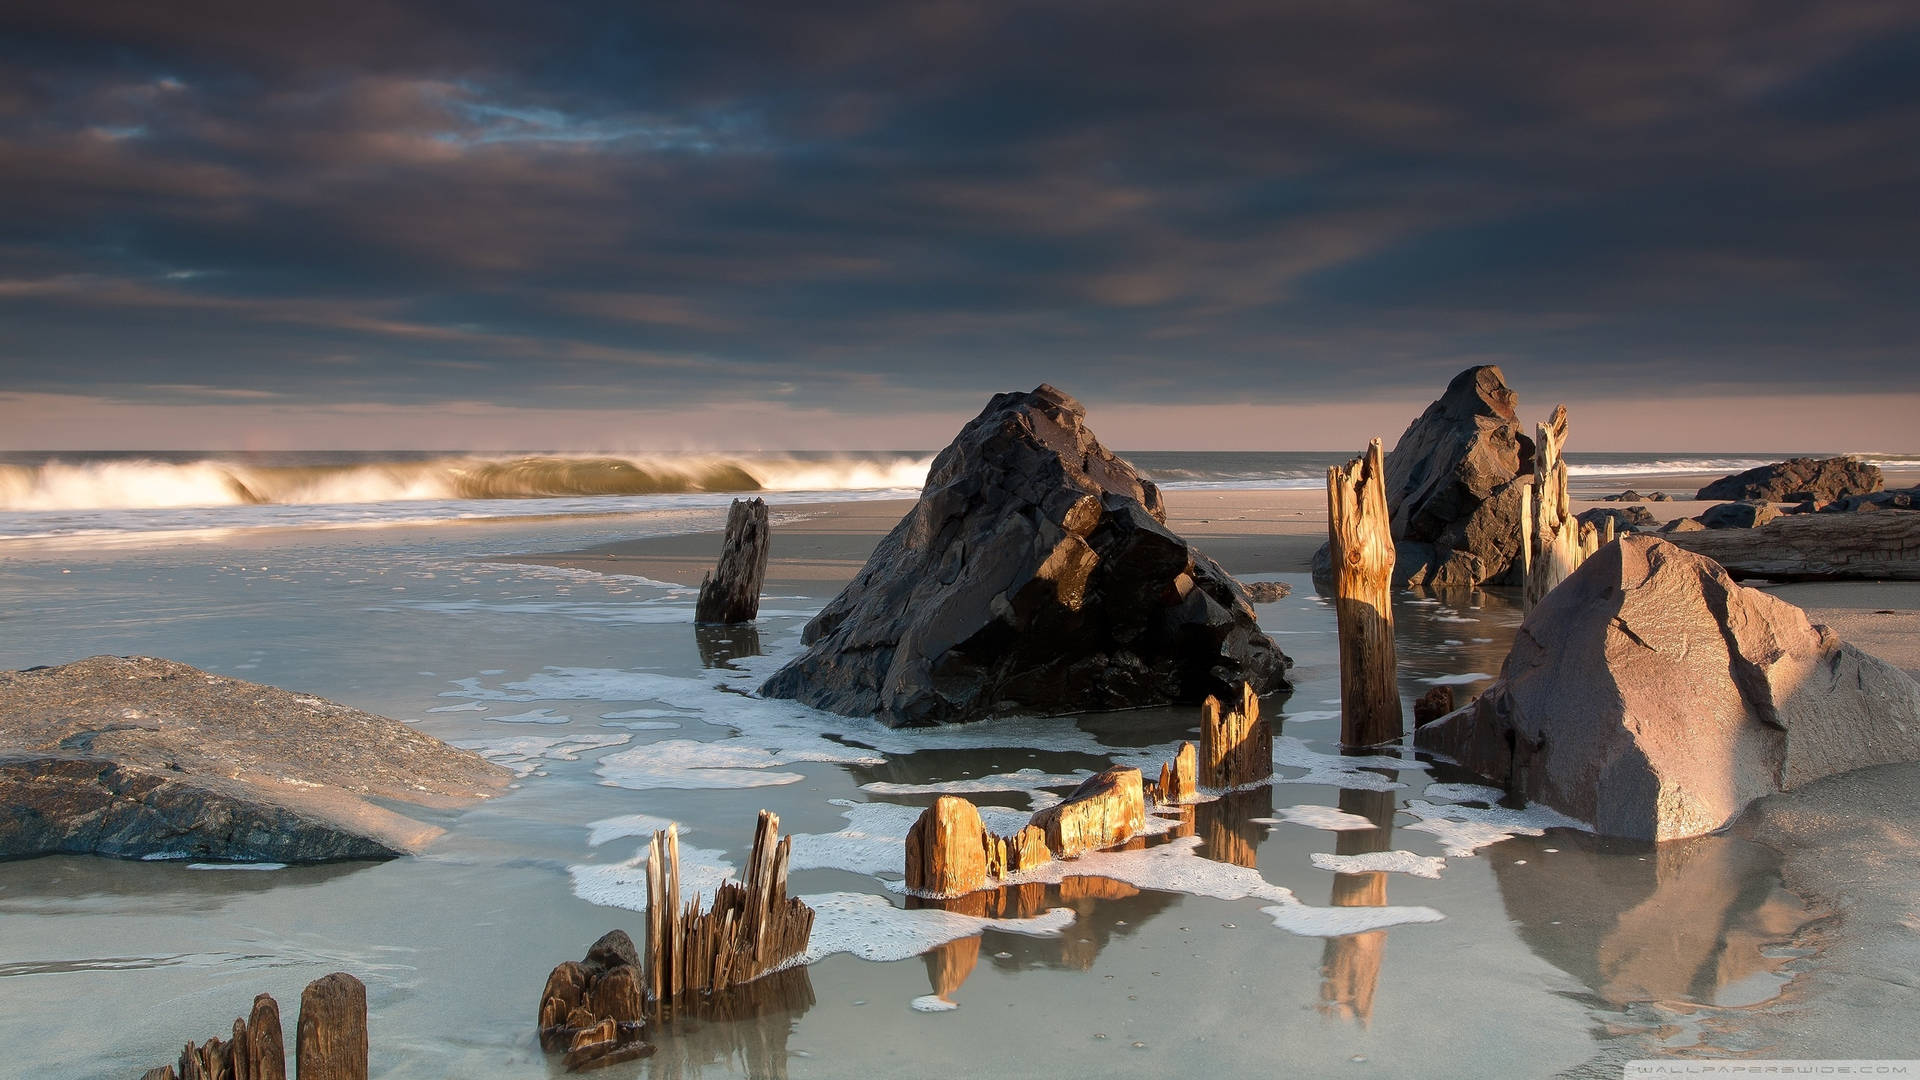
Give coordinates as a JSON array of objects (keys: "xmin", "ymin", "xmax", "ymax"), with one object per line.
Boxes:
[
  {"xmin": 1696, "ymin": 457, "xmax": 1882, "ymax": 503},
  {"xmin": 1313, "ymin": 366, "xmax": 1533, "ymax": 588},
  {"xmin": 1577, "ymin": 506, "xmax": 1654, "ymax": 534},
  {"xmin": 759, "ymin": 385, "xmax": 1291, "ymax": 726},
  {"xmin": 1701, "ymin": 501, "xmax": 1781, "ymax": 530},
  {"xmin": 1415, "ymin": 536, "xmax": 1920, "ymax": 841},
  {"xmin": 0, "ymin": 656, "xmax": 510, "ymax": 862}
]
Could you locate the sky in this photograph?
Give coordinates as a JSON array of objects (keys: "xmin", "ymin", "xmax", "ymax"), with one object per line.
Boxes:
[{"xmin": 1, "ymin": 1, "xmax": 1916, "ymax": 451}]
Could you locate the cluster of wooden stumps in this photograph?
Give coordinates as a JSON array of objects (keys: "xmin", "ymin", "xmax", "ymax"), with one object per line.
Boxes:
[
  {"xmin": 140, "ymin": 972, "xmax": 368, "ymax": 1080},
  {"xmin": 537, "ymin": 811, "xmax": 816, "ymax": 1072},
  {"xmin": 903, "ymin": 685, "xmax": 1273, "ymax": 897}
]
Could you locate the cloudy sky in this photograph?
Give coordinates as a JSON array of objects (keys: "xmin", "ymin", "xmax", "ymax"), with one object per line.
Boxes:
[{"xmin": 2, "ymin": 2, "xmax": 1915, "ymax": 450}]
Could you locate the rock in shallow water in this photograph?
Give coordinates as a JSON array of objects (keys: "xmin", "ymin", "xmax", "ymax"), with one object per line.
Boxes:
[
  {"xmin": 760, "ymin": 385, "xmax": 1290, "ymax": 726},
  {"xmin": 1415, "ymin": 535, "xmax": 1920, "ymax": 841},
  {"xmin": 0, "ymin": 655, "xmax": 511, "ymax": 862}
]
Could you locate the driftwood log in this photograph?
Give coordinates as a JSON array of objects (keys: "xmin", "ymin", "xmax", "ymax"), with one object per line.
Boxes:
[
  {"xmin": 1326, "ymin": 439, "xmax": 1403, "ymax": 747},
  {"xmin": 695, "ymin": 497, "xmax": 771, "ymax": 624},
  {"xmin": 1657, "ymin": 511, "xmax": 1920, "ymax": 581},
  {"xmin": 1031, "ymin": 766, "xmax": 1147, "ymax": 858}
]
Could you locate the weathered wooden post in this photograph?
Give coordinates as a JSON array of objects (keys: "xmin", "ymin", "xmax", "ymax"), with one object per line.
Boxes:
[
  {"xmin": 296, "ymin": 972, "xmax": 368, "ymax": 1080},
  {"xmin": 1327, "ymin": 438, "xmax": 1403, "ymax": 747},
  {"xmin": 1198, "ymin": 684, "xmax": 1273, "ymax": 788},
  {"xmin": 1526, "ymin": 406, "xmax": 1578, "ymax": 608},
  {"xmin": 695, "ymin": 497, "xmax": 770, "ymax": 624}
]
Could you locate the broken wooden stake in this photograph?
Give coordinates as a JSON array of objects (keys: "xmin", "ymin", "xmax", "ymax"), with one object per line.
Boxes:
[
  {"xmin": 296, "ymin": 972, "xmax": 368, "ymax": 1080},
  {"xmin": 143, "ymin": 991, "xmax": 287, "ymax": 1080},
  {"xmin": 1199, "ymin": 683, "xmax": 1274, "ymax": 787},
  {"xmin": 1327, "ymin": 438, "xmax": 1403, "ymax": 748},
  {"xmin": 1526, "ymin": 405, "xmax": 1580, "ymax": 608},
  {"xmin": 695, "ymin": 497, "xmax": 771, "ymax": 624},
  {"xmin": 905, "ymin": 795, "xmax": 991, "ymax": 897},
  {"xmin": 1157, "ymin": 741, "xmax": 1198, "ymax": 804}
]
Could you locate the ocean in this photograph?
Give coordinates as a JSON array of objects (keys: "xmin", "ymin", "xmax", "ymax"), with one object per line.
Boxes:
[
  {"xmin": 5, "ymin": 449, "xmax": 1914, "ymax": 544},
  {"xmin": 0, "ymin": 450, "xmax": 1853, "ymax": 1077}
]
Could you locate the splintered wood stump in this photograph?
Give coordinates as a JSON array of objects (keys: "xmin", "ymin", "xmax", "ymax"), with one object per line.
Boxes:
[
  {"xmin": 1157, "ymin": 741, "xmax": 1198, "ymax": 803},
  {"xmin": 1200, "ymin": 683, "xmax": 1274, "ymax": 788},
  {"xmin": 645, "ymin": 812, "xmax": 816, "ymax": 1014},
  {"xmin": 536, "ymin": 934, "xmax": 650, "ymax": 1071},
  {"xmin": 1526, "ymin": 405, "xmax": 1580, "ymax": 608},
  {"xmin": 296, "ymin": 972, "xmax": 368, "ymax": 1080},
  {"xmin": 695, "ymin": 497, "xmax": 771, "ymax": 624},
  {"xmin": 905, "ymin": 795, "xmax": 991, "ymax": 896},
  {"xmin": 1029, "ymin": 766, "xmax": 1145, "ymax": 858},
  {"xmin": 1327, "ymin": 438, "xmax": 1403, "ymax": 748},
  {"xmin": 146, "ymin": 991, "xmax": 286, "ymax": 1080}
]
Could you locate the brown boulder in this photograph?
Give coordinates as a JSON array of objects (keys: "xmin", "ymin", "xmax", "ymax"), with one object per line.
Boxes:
[{"xmin": 1415, "ymin": 535, "xmax": 1920, "ymax": 841}]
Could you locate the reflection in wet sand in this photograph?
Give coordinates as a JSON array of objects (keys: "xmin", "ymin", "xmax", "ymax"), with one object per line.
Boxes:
[
  {"xmin": 909, "ymin": 859, "xmax": 1181, "ymax": 1003},
  {"xmin": 643, "ymin": 965, "xmax": 815, "ymax": 1080},
  {"xmin": 1491, "ymin": 830, "xmax": 1813, "ymax": 1010},
  {"xmin": 1319, "ymin": 777, "xmax": 1399, "ymax": 1025},
  {"xmin": 693, "ymin": 624, "xmax": 763, "ymax": 670}
]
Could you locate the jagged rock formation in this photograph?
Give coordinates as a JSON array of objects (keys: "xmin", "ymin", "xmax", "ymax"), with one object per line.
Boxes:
[
  {"xmin": 760, "ymin": 385, "xmax": 1290, "ymax": 726},
  {"xmin": 1701, "ymin": 501, "xmax": 1780, "ymax": 530},
  {"xmin": 1313, "ymin": 366, "xmax": 1534, "ymax": 588},
  {"xmin": 1696, "ymin": 456, "xmax": 1882, "ymax": 503},
  {"xmin": 1416, "ymin": 535, "xmax": 1920, "ymax": 840},
  {"xmin": 0, "ymin": 655, "xmax": 510, "ymax": 862}
]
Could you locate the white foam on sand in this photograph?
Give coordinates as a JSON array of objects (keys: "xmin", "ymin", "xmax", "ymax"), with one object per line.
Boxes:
[
  {"xmin": 451, "ymin": 733, "xmax": 631, "ymax": 777},
  {"xmin": 599, "ymin": 720, "xmax": 682, "ymax": 731},
  {"xmin": 1416, "ymin": 672, "xmax": 1494, "ymax": 685},
  {"xmin": 788, "ymin": 801, "xmax": 923, "ymax": 878},
  {"xmin": 1310, "ymin": 851, "xmax": 1445, "ymax": 879},
  {"xmin": 861, "ymin": 768, "xmax": 1095, "ymax": 809},
  {"xmin": 1271, "ymin": 736, "xmax": 1424, "ymax": 791},
  {"xmin": 910, "ymin": 995, "xmax": 960, "ymax": 1013},
  {"xmin": 426, "ymin": 701, "xmax": 487, "ymax": 713},
  {"xmin": 993, "ymin": 835, "xmax": 1446, "ymax": 938},
  {"xmin": 599, "ymin": 708, "xmax": 693, "ymax": 720},
  {"xmin": 1421, "ymin": 782, "xmax": 1507, "ymax": 804},
  {"xmin": 1400, "ymin": 799, "xmax": 1591, "ymax": 857},
  {"xmin": 186, "ymin": 862, "xmax": 288, "ymax": 871},
  {"xmin": 1258, "ymin": 805, "xmax": 1382, "ymax": 831},
  {"xmin": 798, "ymin": 891, "xmax": 1076, "ymax": 964},
  {"xmin": 570, "ymin": 842, "xmax": 738, "ymax": 912},
  {"xmin": 585, "ymin": 813, "xmax": 681, "ymax": 848},
  {"xmin": 486, "ymin": 708, "xmax": 571, "ymax": 725},
  {"xmin": 596, "ymin": 738, "xmax": 842, "ymax": 790}
]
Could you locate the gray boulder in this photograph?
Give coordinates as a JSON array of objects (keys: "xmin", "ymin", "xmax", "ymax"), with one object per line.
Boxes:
[
  {"xmin": 1696, "ymin": 457, "xmax": 1882, "ymax": 502},
  {"xmin": 1415, "ymin": 536, "xmax": 1920, "ymax": 840},
  {"xmin": 1313, "ymin": 366, "xmax": 1533, "ymax": 588},
  {"xmin": 0, "ymin": 656, "xmax": 511, "ymax": 862},
  {"xmin": 1701, "ymin": 501, "xmax": 1781, "ymax": 529},
  {"xmin": 760, "ymin": 385, "xmax": 1291, "ymax": 726},
  {"xmin": 1659, "ymin": 517, "xmax": 1707, "ymax": 533}
]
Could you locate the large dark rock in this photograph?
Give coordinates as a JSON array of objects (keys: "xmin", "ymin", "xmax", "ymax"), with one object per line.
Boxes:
[
  {"xmin": 1415, "ymin": 536, "xmax": 1920, "ymax": 841},
  {"xmin": 1696, "ymin": 457, "xmax": 1882, "ymax": 503},
  {"xmin": 1313, "ymin": 366, "xmax": 1533, "ymax": 588},
  {"xmin": 759, "ymin": 385, "xmax": 1290, "ymax": 726},
  {"xmin": 0, "ymin": 656, "xmax": 511, "ymax": 862}
]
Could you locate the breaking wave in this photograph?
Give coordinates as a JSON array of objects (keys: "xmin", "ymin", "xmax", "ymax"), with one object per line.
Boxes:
[{"xmin": 0, "ymin": 454, "xmax": 933, "ymax": 512}]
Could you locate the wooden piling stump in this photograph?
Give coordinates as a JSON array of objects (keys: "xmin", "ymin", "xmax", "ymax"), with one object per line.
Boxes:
[
  {"xmin": 296, "ymin": 972, "xmax": 368, "ymax": 1080},
  {"xmin": 1199, "ymin": 685, "xmax": 1273, "ymax": 787},
  {"xmin": 695, "ymin": 497, "xmax": 771, "ymax": 624},
  {"xmin": 1327, "ymin": 438, "xmax": 1403, "ymax": 747},
  {"xmin": 905, "ymin": 796, "xmax": 991, "ymax": 896}
]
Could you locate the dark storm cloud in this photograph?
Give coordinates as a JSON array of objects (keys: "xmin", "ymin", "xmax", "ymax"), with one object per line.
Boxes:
[{"xmin": 0, "ymin": 0, "xmax": 1916, "ymax": 415}]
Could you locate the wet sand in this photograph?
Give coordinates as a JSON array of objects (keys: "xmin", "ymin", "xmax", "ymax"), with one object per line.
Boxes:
[{"xmin": 506, "ymin": 486, "xmax": 1920, "ymax": 1068}]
